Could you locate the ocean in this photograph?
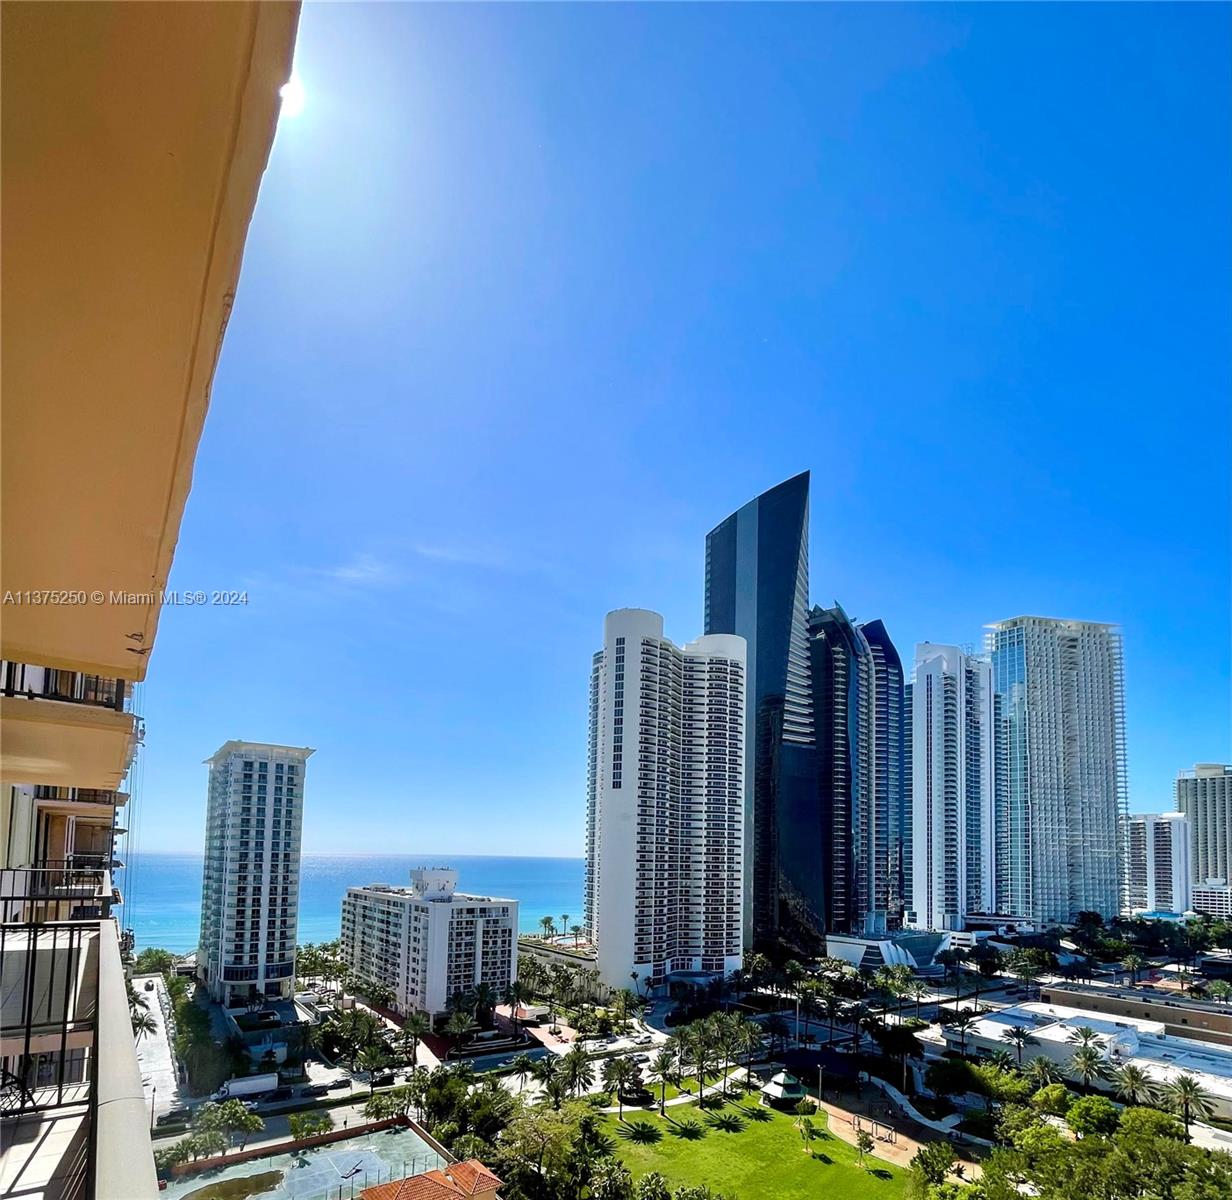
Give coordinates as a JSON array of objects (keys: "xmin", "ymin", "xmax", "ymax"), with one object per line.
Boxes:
[{"xmin": 120, "ymin": 852, "xmax": 585, "ymax": 955}]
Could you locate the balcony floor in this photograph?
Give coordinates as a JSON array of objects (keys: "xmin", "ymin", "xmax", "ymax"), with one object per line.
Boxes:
[{"xmin": 0, "ymin": 1105, "xmax": 89, "ymax": 1200}]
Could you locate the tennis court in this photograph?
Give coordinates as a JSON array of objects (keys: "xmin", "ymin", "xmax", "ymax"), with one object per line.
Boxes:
[{"xmin": 161, "ymin": 1126, "xmax": 447, "ymax": 1200}]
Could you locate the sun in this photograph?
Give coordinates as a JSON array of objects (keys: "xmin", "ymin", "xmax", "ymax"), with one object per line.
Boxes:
[{"xmin": 279, "ymin": 73, "xmax": 305, "ymax": 119}]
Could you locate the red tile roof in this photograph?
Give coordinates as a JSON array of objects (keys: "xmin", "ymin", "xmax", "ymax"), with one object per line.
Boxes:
[{"xmin": 360, "ymin": 1159, "xmax": 503, "ymax": 1200}]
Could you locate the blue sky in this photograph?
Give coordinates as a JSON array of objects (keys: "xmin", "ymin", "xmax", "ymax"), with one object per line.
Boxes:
[{"xmin": 136, "ymin": 3, "xmax": 1230, "ymax": 857}]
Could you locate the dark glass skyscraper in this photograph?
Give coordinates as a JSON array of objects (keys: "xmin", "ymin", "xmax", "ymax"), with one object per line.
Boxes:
[
  {"xmin": 705, "ymin": 471, "xmax": 818, "ymax": 955},
  {"xmin": 809, "ymin": 605, "xmax": 908, "ymax": 937}
]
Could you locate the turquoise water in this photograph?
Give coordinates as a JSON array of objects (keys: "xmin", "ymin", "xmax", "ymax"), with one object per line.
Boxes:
[
  {"xmin": 159, "ymin": 1126, "xmax": 446, "ymax": 1200},
  {"xmin": 121, "ymin": 851, "xmax": 584, "ymax": 954}
]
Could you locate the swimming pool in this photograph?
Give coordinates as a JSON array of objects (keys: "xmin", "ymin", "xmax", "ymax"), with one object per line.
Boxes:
[{"xmin": 160, "ymin": 1126, "xmax": 448, "ymax": 1200}]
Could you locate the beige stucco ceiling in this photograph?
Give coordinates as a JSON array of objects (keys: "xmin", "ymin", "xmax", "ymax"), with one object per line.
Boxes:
[{"xmin": 1, "ymin": 1, "xmax": 299, "ymax": 679}]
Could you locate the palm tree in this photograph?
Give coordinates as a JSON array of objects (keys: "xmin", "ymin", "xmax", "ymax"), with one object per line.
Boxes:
[
  {"xmin": 1208, "ymin": 980, "xmax": 1232, "ymax": 1005},
  {"xmin": 518, "ymin": 957, "xmax": 544, "ymax": 999},
  {"xmin": 602, "ymin": 1055, "xmax": 639, "ymax": 1118},
  {"xmin": 399, "ymin": 1012, "xmax": 431, "ymax": 1069},
  {"xmin": 1066, "ymin": 1026, "xmax": 1102, "ymax": 1050},
  {"xmin": 1001, "ymin": 1024, "xmax": 1038, "ymax": 1066},
  {"xmin": 470, "ymin": 981, "xmax": 499, "ymax": 1029},
  {"xmin": 560, "ymin": 915, "xmax": 570, "ymax": 942},
  {"xmin": 1024, "ymin": 1056, "xmax": 1061, "ymax": 1090},
  {"xmin": 1113, "ymin": 1063, "xmax": 1157, "ymax": 1106},
  {"xmin": 1067, "ymin": 1045, "xmax": 1106, "ymax": 1091},
  {"xmin": 443, "ymin": 1010, "xmax": 475, "ymax": 1058},
  {"xmin": 570, "ymin": 924, "xmax": 584, "ymax": 948},
  {"xmin": 648, "ymin": 1048, "xmax": 676, "ymax": 1115},
  {"xmin": 131, "ymin": 1010, "xmax": 157, "ymax": 1041},
  {"xmin": 1164, "ymin": 1073, "xmax": 1215, "ymax": 1137},
  {"xmin": 504, "ymin": 980, "xmax": 529, "ymax": 1033},
  {"xmin": 1122, "ymin": 953, "xmax": 1146, "ymax": 987},
  {"xmin": 907, "ymin": 979, "xmax": 929, "ymax": 1021},
  {"xmin": 713, "ymin": 1012, "xmax": 743, "ymax": 1097},
  {"xmin": 947, "ymin": 1009, "xmax": 977, "ymax": 1056},
  {"xmin": 510, "ymin": 1052, "xmax": 534, "ymax": 1093},
  {"xmin": 538, "ymin": 915, "xmax": 556, "ymax": 939},
  {"xmin": 822, "ymin": 993, "xmax": 844, "ymax": 1045},
  {"xmin": 127, "ymin": 983, "xmax": 149, "ymax": 1015},
  {"xmin": 560, "ymin": 1044, "xmax": 594, "ymax": 1097}
]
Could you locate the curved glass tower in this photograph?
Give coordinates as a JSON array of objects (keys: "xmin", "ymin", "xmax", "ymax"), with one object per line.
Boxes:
[{"xmin": 705, "ymin": 471, "xmax": 818, "ymax": 954}]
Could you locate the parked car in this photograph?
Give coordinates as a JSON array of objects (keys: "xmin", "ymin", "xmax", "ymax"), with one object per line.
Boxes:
[
  {"xmin": 371, "ymin": 1072, "xmax": 396, "ymax": 1088},
  {"xmin": 299, "ymin": 1083, "xmax": 330, "ymax": 1097},
  {"xmin": 266, "ymin": 1087, "xmax": 294, "ymax": 1102},
  {"xmin": 326, "ymin": 1078, "xmax": 352, "ymax": 1091},
  {"xmin": 143, "ymin": 979, "xmax": 155, "ymax": 991},
  {"xmin": 155, "ymin": 1107, "xmax": 189, "ymax": 1126}
]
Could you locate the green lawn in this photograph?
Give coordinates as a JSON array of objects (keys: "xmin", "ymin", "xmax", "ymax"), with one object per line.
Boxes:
[{"xmin": 601, "ymin": 1102, "xmax": 905, "ymax": 1200}]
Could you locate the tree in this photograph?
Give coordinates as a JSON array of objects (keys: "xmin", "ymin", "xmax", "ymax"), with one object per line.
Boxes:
[
  {"xmin": 134, "ymin": 947, "xmax": 177, "ymax": 976},
  {"xmin": 539, "ymin": 915, "xmax": 556, "ymax": 939},
  {"xmin": 399, "ymin": 1011, "xmax": 432, "ymax": 1067},
  {"xmin": 503, "ymin": 980, "xmax": 529, "ymax": 1033},
  {"xmin": 1024, "ymin": 1055, "xmax": 1061, "ymax": 1090},
  {"xmin": 443, "ymin": 1010, "xmax": 475, "ymax": 1057},
  {"xmin": 287, "ymin": 1111, "xmax": 334, "ymax": 1141},
  {"xmin": 648, "ymin": 1048, "xmax": 676, "ymax": 1115},
  {"xmin": 1163, "ymin": 1072, "xmax": 1216, "ymax": 1136},
  {"xmin": 1113, "ymin": 1063, "xmax": 1157, "ymax": 1107},
  {"xmin": 1122, "ymin": 952, "xmax": 1146, "ymax": 986},
  {"xmin": 1001, "ymin": 1024, "xmax": 1038, "ymax": 1066},
  {"xmin": 570, "ymin": 923, "xmax": 584, "ymax": 948},
  {"xmin": 1066, "ymin": 1095, "xmax": 1120, "ymax": 1138},
  {"xmin": 1208, "ymin": 980, "xmax": 1232, "ymax": 1005},
  {"xmin": 1067, "ymin": 1046, "xmax": 1107, "ymax": 1091},
  {"xmin": 510, "ymin": 1052, "xmax": 534, "ymax": 1093},
  {"xmin": 910, "ymin": 1140, "xmax": 956, "ymax": 1188},
  {"xmin": 943, "ymin": 1007, "xmax": 978, "ymax": 1055},
  {"xmin": 589, "ymin": 1158, "xmax": 634, "ymax": 1200},
  {"xmin": 231, "ymin": 1108, "xmax": 265, "ymax": 1150},
  {"xmin": 1066, "ymin": 1025, "xmax": 1102, "ymax": 1050},
  {"xmin": 560, "ymin": 1044, "xmax": 594, "ymax": 1098},
  {"xmin": 856, "ymin": 1128, "xmax": 875, "ymax": 1166},
  {"xmin": 1031, "ymin": 1083, "xmax": 1073, "ymax": 1117},
  {"xmin": 602, "ymin": 1054, "xmax": 641, "ymax": 1118}
]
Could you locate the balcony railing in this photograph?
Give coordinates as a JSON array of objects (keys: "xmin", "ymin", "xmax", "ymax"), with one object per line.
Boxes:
[
  {"xmin": 1, "ymin": 662, "xmax": 129, "ymax": 712},
  {"xmin": 0, "ymin": 873, "xmax": 156, "ymax": 1199}
]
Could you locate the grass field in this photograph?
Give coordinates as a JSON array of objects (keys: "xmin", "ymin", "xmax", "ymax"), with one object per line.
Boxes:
[{"xmin": 602, "ymin": 1101, "xmax": 906, "ymax": 1200}]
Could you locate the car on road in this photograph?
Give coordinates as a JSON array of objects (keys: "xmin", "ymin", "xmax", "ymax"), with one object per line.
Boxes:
[
  {"xmin": 266, "ymin": 1087, "xmax": 294, "ymax": 1103},
  {"xmin": 299, "ymin": 1083, "xmax": 330, "ymax": 1097},
  {"xmin": 155, "ymin": 1107, "xmax": 189, "ymax": 1126},
  {"xmin": 371, "ymin": 1072, "xmax": 396, "ymax": 1088},
  {"xmin": 326, "ymin": 1078, "xmax": 352, "ymax": 1090}
]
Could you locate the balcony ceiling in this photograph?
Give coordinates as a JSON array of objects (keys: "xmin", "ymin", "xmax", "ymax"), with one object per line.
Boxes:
[
  {"xmin": 0, "ymin": 698, "xmax": 136, "ymax": 791},
  {"xmin": 1, "ymin": 2, "xmax": 299, "ymax": 680}
]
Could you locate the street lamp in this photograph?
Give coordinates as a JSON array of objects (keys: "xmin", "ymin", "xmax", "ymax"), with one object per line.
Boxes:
[{"xmin": 149, "ymin": 1084, "xmax": 156, "ymax": 1133}]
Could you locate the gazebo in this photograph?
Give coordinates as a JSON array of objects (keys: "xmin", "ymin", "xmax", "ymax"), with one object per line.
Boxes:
[{"xmin": 760, "ymin": 1069, "xmax": 806, "ymax": 1108}]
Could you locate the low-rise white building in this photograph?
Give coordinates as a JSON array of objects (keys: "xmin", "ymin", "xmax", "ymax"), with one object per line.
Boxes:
[
  {"xmin": 941, "ymin": 1001, "xmax": 1232, "ymax": 1120},
  {"xmin": 340, "ymin": 868, "xmax": 518, "ymax": 1020}
]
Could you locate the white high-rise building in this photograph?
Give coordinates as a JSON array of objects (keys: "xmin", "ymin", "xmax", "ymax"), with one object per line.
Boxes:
[
  {"xmin": 1177, "ymin": 764, "xmax": 1232, "ymax": 899},
  {"xmin": 986, "ymin": 617, "xmax": 1127, "ymax": 924},
  {"xmin": 1126, "ymin": 813, "xmax": 1191, "ymax": 914},
  {"xmin": 909, "ymin": 644, "xmax": 994, "ymax": 931},
  {"xmin": 198, "ymin": 741, "xmax": 312, "ymax": 1006},
  {"xmin": 585, "ymin": 609, "xmax": 746, "ymax": 992},
  {"xmin": 340, "ymin": 868, "xmax": 517, "ymax": 1019}
]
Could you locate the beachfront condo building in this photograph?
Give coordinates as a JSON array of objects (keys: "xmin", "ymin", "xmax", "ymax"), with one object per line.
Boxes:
[
  {"xmin": 0, "ymin": 6, "xmax": 296, "ymax": 1197},
  {"xmin": 340, "ymin": 868, "xmax": 518, "ymax": 1019},
  {"xmin": 1126, "ymin": 812, "xmax": 1192, "ymax": 915},
  {"xmin": 986, "ymin": 616, "xmax": 1128, "ymax": 924},
  {"xmin": 585, "ymin": 609, "xmax": 746, "ymax": 992},
  {"xmin": 1178, "ymin": 764, "xmax": 1232, "ymax": 905},
  {"xmin": 198, "ymin": 741, "xmax": 313, "ymax": 1007},
  {"xmin": 909, "ymin": 643, "xmax": 995, "ymax": 931}
]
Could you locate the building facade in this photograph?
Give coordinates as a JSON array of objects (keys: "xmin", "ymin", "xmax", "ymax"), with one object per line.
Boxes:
[
  {"xmin": 340, "ymin": 868, "xmax": 517, "ymax": 1019},
  {"xmin": 198, "ymin": 741, "xmax": 312, "ymax": 1007},
  {"xmin": 987, "ymin": 617, "xmax": 1127, "ymax": 924},
  {"xmin": 585, "ymin": 609, "xmax": 746, "ymax": 992},
  {"xmin": 809, "ymin": 605, "xmax": 908, "ymax": 938},
  {"xmin": 704, "ymin": 471, "xmax": 813, "ymax": 952},
  {"xmin": 1178, "ymin": 764, "xmax": 1232, "ymax": 895},
  {"xmin": 909, "ymin": 644, "xmax": 995, "ymax": 931},
  {"xmin": 1126, "ymin": 812, "xmax": 1191, "ymax": 914}
]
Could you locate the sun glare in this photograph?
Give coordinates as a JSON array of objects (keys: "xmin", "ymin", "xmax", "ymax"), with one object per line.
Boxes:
[{"xmin": 279, "ymin": 73, "xmax": 305, "ymax": 119}]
